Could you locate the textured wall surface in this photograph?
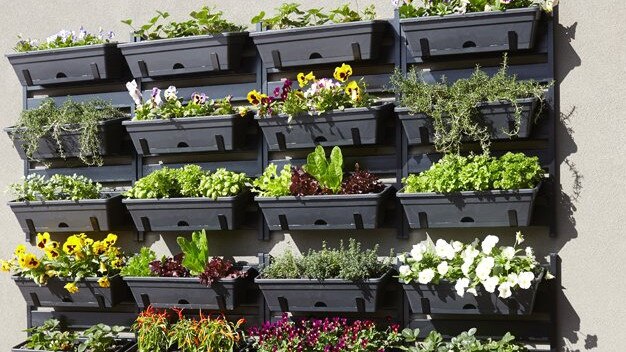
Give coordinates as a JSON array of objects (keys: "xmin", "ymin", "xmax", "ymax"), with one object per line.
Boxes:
[{"xmin": 0, "ymin": 1, "xmax": 623, "ymax": 351}]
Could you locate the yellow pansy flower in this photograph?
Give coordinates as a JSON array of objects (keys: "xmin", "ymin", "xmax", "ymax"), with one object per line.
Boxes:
[
  {"xmin": 98, "ymin": 262, "xmax": 108, "ymax": 274},
  {"xmin": 110, "ymin": 258, "xmax": 124, "ymax": 269},
  {"xmin": 63, "ymin": 235, "xmax": 83, "ymax": 255},
  {"xmin": 97, "ymin": 277, "xmax": 110, "ymax": 288},
  {"xmin": 64, "ymin": 282, "xmax": 79, "ymax": 294},
  {"xmin": 334, "ymin": 63, "xmax": 353, "ymax": 82},
  {"xmin": 36, "ymin": 232, "xmax": 51, "ymax": 249},
  {"xmin": 14, "ymin": 244, "xmax": 26, "ymax": 257},
  {"xmin": 92, "ymin": 241, "xmax": 108, "ymax": 256},
  {"xmin": 247, "ymin": 90, "xmax": 263, "ymax": 106},
  {"xmin": 18, "ymin": 253, "xmax": 40, "ymax": 270},
  {"xmin": 0, "ymin": 260, "xmax": 12, "ymax": 272},
  {"xmin": 297, "ymin": 71, "xmax": 315, "ymax": 87},
  {"xmin": 104, "ymin": 233, "xmax": 117, "ymax": 247},
  {"xmin": 345, "ymin": 81, "xmax": 361, "ymax": 101},
  {"xmin": 44, "ymin": 247, "xmax": 60, "ymax": 260}
]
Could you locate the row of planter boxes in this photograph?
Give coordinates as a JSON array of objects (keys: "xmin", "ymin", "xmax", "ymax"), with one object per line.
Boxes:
[
  {"xmin": 8, "ymin": 184, "xmax": 539, "ymax": 235},
  {"xmin": 6, "ymin": 98, "xmax": 540, "ymax": 159},
  {"xmin": 13, "ymin": 269, "xmax": 543, "ymax": 315},
  {"xmin": 6, "ymin": 8, "xmax": 544, "ymax": 86}
]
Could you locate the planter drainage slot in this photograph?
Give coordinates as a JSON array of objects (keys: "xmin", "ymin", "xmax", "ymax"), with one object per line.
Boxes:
[
  {"xmin": 138, "ymin": 60, "xmax": 149, "ymax": 77},
  {"xmin": 173, "ymin": 63, "xmax": 184, "ymax": 70},
  {"xmin": 210, "ymin": 53, "xmax": 220, "ymax": 71},
  {"xmin": 309, "ymin": 53, "xmax": 322, "ymax": 59},
  {"xmin": 177, "ymin": 221, "xmax": 189, "ymax": 227},
  {"xmin": 58, "ymin": 222, "xmax": 69, "ymax": 228},
  {"xmin": 314, "ymin": 301, "xmax": 327, "ymax": 307},
  {"xmin": 218, "ymin": 215, "xmax": 228, "ymax": 230},
  {"xmin": 418, "ymin": 212, "xmax": 429, "ymax": 228},
  {"xmin": 95, "ymin": 294, "xmax": 106, "ymax": 309},
  {"xmin": 177, "ymin": 142, "xmax": 189, "ymax": 148},
  {"xmin": 140, "ymin": 294, "xmax": 150, "ymax": 307},
  {"xmin": 216, "ymin": 295, "xmax": 227, "ymax": 311},
  {"xmin": 140, "ymin": 217, "xmax": 152, "ymax": 232},
  {"xmin": 354, "ymin": 213, "xmax": 364, "ymax": 229},
  {"xmin": 216, "ymin": 135, "xmax": 225, "ymax": 151},
  {"xmin": 22, "ymin": 69, "xmax": 33, "ymax": 86},
  {"xmin": 463, "ymin": 304, "xmax": 477, "ymax": 310},
  {"xmin": 178, "ymin": 299, "xmax": 190, "ymax": 305},
  {"xmin": 139, "ymin": 138, "xmax": 150, "ymax": 155},
  {"xmin": 419, "ymin": 127, "xmax": 431, "ymax": 144},
  {"xmin": 460, "ymin": 217, "xmax": 475, "ymax": 223},
  {"xmin": 276, "ymin": 132, "xmax": 287, "ymax": 150},
  {"xmin": 279, "ymin": 214, "xmax": 289, "ymax": 230},
  {"xmin": 351, "ymin": 42, "xmax": 362, "ymax": 61},
  {"xmin": 419, "ymin": 38, "xmax": 431, "ymax": 58},
  {"xmin": 56, "ymin": 72, "xmax": 67, "ymax": 79},
  {"xmin": 271, "ymin": 50, "xmax": 282, "ymax": 68},
  {"xmin": 351, "ymin": 128, "xmax": 362, "ymax": 145},
  {"xmin": 421, "ymin": 297, "xmax": 431, "ymax": 314},
  {"xmin": 314, "ymin": 219, "xmax": 327, "ymax": 226},
  {"xmin": 29, "ymin": 292, "xmax": 41, "ymax": 307},
  {"xmin": 508, "ymin": 210, "xmax": 519, "ymax": 226},
  {"xmin": 90, "ymin": 63, "xmax": 101, "ymax": 79},
  {"xmin": 462, "ymin": 41, "xmax": 476, "ymax": 48},
  {"xmin": 90, "ymin": 217, "xmax": 101, "ymax": 231},
  {"xmin": 508, "ymin": 31, "xmax": 519, "ymax": 51},
  {"xmin": 314, "ymin": 136, "xmax": 327, "ymax": 144},
  {"xmin": 278, "ymin": 296, "xmax": 289, "ymax": 312}
]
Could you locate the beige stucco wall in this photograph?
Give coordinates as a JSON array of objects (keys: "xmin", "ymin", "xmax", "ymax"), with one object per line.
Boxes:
[{"xmin": 0, "ymin": 1, "xmax": 623, "ymax": 351}]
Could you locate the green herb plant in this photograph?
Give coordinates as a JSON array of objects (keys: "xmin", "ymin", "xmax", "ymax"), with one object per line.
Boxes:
[
  {"xmin": 78, "ymin": 324, "xmax": 125, "ymax": 352},
  {"xmin": 120, "ymin": 248, "xmax": 157, "ymax": 277},
  {"xmin": 10, "ymin": 174, "xmax": 102, "ymax": 201},
  {"xmin": 399, "ymin": 328, "xmax": 528, "ymax": 352},
  {"xmin": 252, "ymin": 2, "xmax": 375, "ymax": 30},
  {"xmin": 390, "ymin": 55, "xmax": 549, "ymax": 154},
  {"xmin": 12, "ymin": 99, "xmax": 125, "ymax": 166},
  {"xmin": 250, "ymin": 164, "xmax": 292, "ymax": 197},
  {"xmin": 402, "ymin": 152, "xmax": 544, "ymax": 193}
]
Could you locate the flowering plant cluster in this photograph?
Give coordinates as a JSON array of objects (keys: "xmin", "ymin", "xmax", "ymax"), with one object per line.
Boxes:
[
  {"xmin": 249, "ymin": 315, "xmax": 400, "ymax": 352},
  {"xmin": 126, "ymin": 81, "xmax": 236, "ymax": 121},
  {"xmin": 252, "ymin": 3, "xmax": 376, "ymax": 30},
  {"xmin": 246, "ymin": 64, "xmax": 372, "ymax": 119},
  {"xmin": 15, "ymin": 27, "xmax": 114, "ymax": 52},
  {"xmin": 0, "ymin": 233, "xmax": 125, "ymax": 294},
  {"xmin": 400, "ymin": 327, "xmax": 528, "ymax": 352},
  {"xmin": 398, "ymin": 233, "xmax": 548, "ymax": 299},
  {"xmin": 394, "ymin": 0, "xmax": 558, "ymax": 18}
]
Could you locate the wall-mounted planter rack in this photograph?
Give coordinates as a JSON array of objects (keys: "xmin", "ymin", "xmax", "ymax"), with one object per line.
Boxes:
[
  {"xmin": 12, "ymin": 340, "xmax": 136, "ymax": 352},
  {"xmin": 256, "ymin": 270, "xmax": 392, "ymax": 313},
  {"xmin": 396, "ymin": 97, "xmax": 538, "ymax": 145},
  {"xmin": 8, "ymin": 195, "xmax": 131, "ymax": 240},
  {"xmin": 119, "ymin": 32, "xmax": 249, "ymax": 78},
  {"xmin": 6, "ymin": 43, "xmax": 128, "ymax": 86},
  {"xmin": 256, "ymin": 186, "xmax": 393, "ymax": 231},
  {"xmin": 251, "ymin": 20, "xmax": 388, "ymax": 68},
  {"xmin": 124, "ymin": 113, "xmax": 252, "ymax": 155},
  {"xmin": 13, "ymin": 276, "xmax": 130, "ymax": 309},
  {"xmin": 401, "ymin": 7, "xmax": 541, "ymax": 59},
  {"xmin": 257, "ymin": 104, "xmax": 393, "ymax": 151},
  {"xmin": 397, "ymin": 186, "xmax": 539, "ymax": 229}
]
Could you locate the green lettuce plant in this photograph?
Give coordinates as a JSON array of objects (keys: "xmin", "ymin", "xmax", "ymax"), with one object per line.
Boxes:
[
  {"xmin": 252, "ymin": 2, "xmax": 376, "ymax": 30},
  {"xmin": 395, "ymin": 0, "xmax": 557, "ymax": 18},
  {"xmin": 120, "ymin": 248, "xmax": 157, "ymax": 277},
  {"xmin": 176, "ymin": 230, "xmax": 210, "ymax": 276},
  {"xmin": 251, "ymin": 164, "xmax": 293, "ymax": 197},
  {"xmin": 303, "ymin": 145, "xmax": 344, "ymax": 193}
]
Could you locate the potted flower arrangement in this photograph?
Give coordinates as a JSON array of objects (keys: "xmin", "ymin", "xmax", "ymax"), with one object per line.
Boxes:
[
  {"xmin": 390, "ymin": 57, "xmax": 549, "ymax": 152},
  {"xmin": 122, "ymin": 230, "xmax": 252, "ymax": 311},
  {"xmin": 132, "ymin": 307, "xmax": 245, "ymax": 352},
  {"xmin": 397, "ymin": 233, "xmax": 549, "ymax": 315},
  {"xmin": 398, "ymin": 327, "xmax": 529, "ymax": 351},
  {"xmin": 250, "ymin": 3, "xmax": 387, "ymax": 68},
  {"xmin": 395, "ymin": 0, "xmax": 558, "ymax": 59},
  {"xmin": 12, "ymin": 319, "xmax": 133, "ymax": 352},
  {"xmin": 6, "ymin": 27, "xmax": 125, "ymax": 86},
  {"xmin": 119, "ymin": 7, "xmax": 248, "ymax": 78},
  {"xmin": 247, "ymin": 64, "xmax": 392, "ymax": 150},
  {"xmin": 398, "ymin": 152, "xmax": 543, "ymax": 228},
  {"xmin": 255, "ymin": 239, "xmax": 393, "ymax": 313},
  {"xmin": 123, "ymin": 165, "xmax": 250, "ymax": 231},
  {"xmin": 5, "ymin": 99, "xmax": 128, "ymax": 166},
  {"xmin": 0, "ymin": 233, "xmax": 128, "ymax": 308},
  {"xmin": 252, "ymin": 146, "xmax": 392, "ymax": 230},
  {"xmin": 123, "ymin": 81, "xmax": 251, "ymax": 155},
  {"xmin": 7, "ymin": 174, "xmax": 129, "ymax": 237}
]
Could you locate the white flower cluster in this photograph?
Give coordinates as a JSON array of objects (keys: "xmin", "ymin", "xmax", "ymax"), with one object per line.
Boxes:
[
  {"xmin": 45, "ymin": 27, "xmax": 114, "ymax": 45},
  {"xmin": 398, "ymin": 233, "xmax": 542, "ymax": 299}
]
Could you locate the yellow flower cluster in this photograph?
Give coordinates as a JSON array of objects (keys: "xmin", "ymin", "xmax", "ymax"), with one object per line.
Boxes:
[
  {"xmin": 333, "ymin": 63, "xmax": 353, "ymax": 82},
  {"xmin": 297, "ymin": 71, "xmax": 315, "ymax": 87}
]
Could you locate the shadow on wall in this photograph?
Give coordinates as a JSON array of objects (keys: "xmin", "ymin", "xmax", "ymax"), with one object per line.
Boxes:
[
  {"xmin": 559, "ymin": 287, "xmax": 598, "ymax": 351},
  {"xmin": 556, "ymin": 21, "xmax": 580, "ymax": 83}
]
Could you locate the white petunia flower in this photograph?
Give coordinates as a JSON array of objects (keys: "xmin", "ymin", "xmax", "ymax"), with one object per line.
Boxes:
[
  {"xmin": 410, "ymin": 243, "xmax": 426, "ymax": 261},
  {"xmin": 461, "ymin": 261, "xmax": 472, "ymax": 276},
  {"xmin": 525, "ymin": 246, "xmax": 534, "ymax": 257},
  {"xmin": 545, "ymin": 271, "xmax": 555, "ymax": 280},
  {"xmin": 437, "ymin": 261, "xmax": 449, "ymax": 276},
  {"xmin": 454, "ymin": 278, "xmax": 470, "ymax": 297},
  {"xmin": 475, "ymin": 257, "xmax": 495, "ymax": 281},
  {"xmin": 466, "ymin": 287, "xmax": 478, "ymax": 296},
  {"xmin": 452, "ymin": 241, "xmax": 464, "ymax": 252},
  {"xmin": 399, "ymin": 265, "xmax": 411, "ymax": 277},
  {"xmin": 498, "ymin": 282, "xmax": 512, "ymax": 298},
  {"xmin": 515, "ymin": 231, "xmax": 525, "ymax": 245},
  {"xmin": 481, "ymin": 235, "xmax": 500, "ymax": 254},
  {"xmin": 482, "ymin": 276, "xmax": 499, "ymax": 293},
  {"xmin": 518, "ymin": 271, "xmax": 535, "ymax": 289},
  {"xmin": 435, "ymin": 239, "xmax": 455, "ymax": 260},
  {"xmin": 502, "ymin": 246, "xmax": 516, "ymax": 260},
  {"xmin": 461, "ymin": 246, "xmax": 479, "ymax": 262},
  {"xmin": 126, "ymin": 80, "xmax": 142, "ymax": 105},
  {"xmin": 397, "ymin": 254, "xmax": 406, "ymax": 264},
  {"xmin": 507, "ymin": 273, "xmax": 519, "ymax": 287},
  {"xmin": 417, "ymin": 269, "xmax": 435, "ymax": 284}
]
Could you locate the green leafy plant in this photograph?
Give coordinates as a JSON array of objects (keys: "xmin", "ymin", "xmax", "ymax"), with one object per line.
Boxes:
[
  {"xmin": 24, "ymin": 319, "xmax": 76, "ymax": 351},
  {"xmin": 198, "ymin": 168, "xmax": 249, "ymax": 199},
  {"xmin": 395, "ymin": 0, "xmax": 557, "ymax": 18},
  {"xmin": 10, "ymin": 174, "xmax": 102, "ymax": 201},
  {"xmin": 262, "ymin": 239, "xmax": 392, "ymax": 281},
  {"xmin": 123, "ymin": 7, "xmax": 245, "ymax": 40},
  {"xmin": 402, "ymin": 152, "xmax": 544, "ymax": 193},
  {"xmin": 78, "ymin": 324, "xmax": 125, "ymax": 352},
  {"xmin": 176, "ymin": 230, "xmax": 210, "ymax": 276},
  {"xmin": 303, "ymin": 145, "xmax": 344, "ymax": 193},
  {"xmin": 12, "ymin": 99, "xmax": 125, "ymax": 165},
  {"xmin": 252, "ymin": 3, "xmax": 376, "ymax": 30},
  {"xmin": 251, "ymin": 164, "xmax": 292, "ymax": 197},
  {"xmin": 398, "ymin": 328, "xmax": 528, "ymax": 352},
  {"xmin": 390, "ymin": 56, "xmax": 549, "ymax": 154},
  {"xmin": 133, "ymin": 307, "xmax": 169, "ymax": 352},
  {"xmin": 120, "ymin": 248, "xmax": 157, "ymax": 277},
  {"xmin": 15, "ymin": 27, "xmax": 114, "ymax": 52}
]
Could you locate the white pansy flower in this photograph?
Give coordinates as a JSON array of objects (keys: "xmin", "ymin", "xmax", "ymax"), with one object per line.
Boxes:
[
  {"xmin": 466, "ymin": 287, "xmax": 478, "ymax": 296},
  {"xmin": 452, "ymin": 241, "xmax": 464, "ymax": 252},
  {"xmin": 410, "ymin": 243, "xmax": 426, "ymax": 261},
  {"xmin": 417, "ymin": 269, "xmax": 435, "ymax": 284},
  {"xmin": 507, "ymin": 273, "xmax": 519, "ymax": 287},
  {"xmin": 481, "ymin": 235, "xmax": 499, "ymax": 254},
  {"xmin": 502, "ymin": 246, "xmax": 516, "ymax": 260},
  {"xmin": 498, "ymin": 282, "xmax": 512, "ymax": 298},
  {"xmin": 454, "ymin": 278, "xmax": 470, "ymax": 297},
  {"xmin": 399, "ymin": 265, "xmax": 411, "ymax": 277},
  {"xmin": 437, "ymin": 261, "xmax": 449, "ymax": 276},
  {"xmin": 518, "ymin": 271, "xmax": 535, "ymax": 289},
  {"xmin": 482, "ymin": 276, "xmax": 499, "ymax": 293},
  {"xmin": 435, "ymin": 239, "xmax": 455, "ymax": 260},
  {"xmin": 515, "ymin": 231, "xmax": 525, "ymax": 245},
  {"xmin": 475, "ymin": 257, "xmax": 495, "ymax": 281},
  {"xmin": 164, "ymin": 86, "xmax": 178, "ymax": 101},
  {"xmin": 126, "ymin": 80, "xmax": 142, "ymax": 105},
  {"xmin": 525, "ymin": 246, "xmax": 534, "ymax": 257}
]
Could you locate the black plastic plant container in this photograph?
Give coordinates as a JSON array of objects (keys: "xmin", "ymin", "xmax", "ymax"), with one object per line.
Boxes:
[
  {"xmin": 123, "ymin": 191, "xmax": 250, "ymax": 232},
  {"xmin": 12, "ymin": 340, "xmax": 136, "ymax": 352},
  {"xmin": 251, "ymin": 20, "xmax": 387, "ymax": 68},
  {"xmin": 5, "ymin": 117, "xmax": 129, "ymax": 161},
  {"xmin": 396, "ymin": 98, "xmax": 538, "ymax": 145},
  {"xmin": 123, "ymin": 113, "xmax": 251, "ymax": 155},
  {"xmin": 255, "ymin": 270, "xmax": 392, "ymax": 313},
  {"xmin": 118, "ymin": 33, "xmax": 248, "ymax": 78},
  {"xmin": 12, "ymin": 275, "xmax": 130, "ymax": 309},
  {"xmin": 6, "ymin": 43, "xmax": 127, "ymax": 86},
  {"xmin": 257, "ymin": 104, "xmax": 392, "ymax": 151},
  {"xmin": 255, "ymin": 186, "xmax": 392, "ymax": 230},
  {"xmin": 401, "ymin": 7, "xmax": 542, "ymax": 59},
  {"xmin": 8, "ymin": 195, "xmax": 129, "ymax": 237},
  {"xmin": 397, "ymin": 186, "xmax": 539, "ymax": 229},
  {"xmin": 402, "ymin": 271, "xmax": 544, "ymax": 315},
  {"xmin": 124, "ymin": 269, "xmax": 255, "ymax": 310}
]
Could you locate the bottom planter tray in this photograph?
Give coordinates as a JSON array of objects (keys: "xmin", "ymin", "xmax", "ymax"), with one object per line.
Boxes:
[
  {"xmin": 402, "ymin": 271, "xmax": 544, "ymax": 315},
  {"xmin": 13, "ymin": 276, "xmax": 129, "ymax": 308},
  {"xmin": 12, "ymin": 340, "xmax": 136, "ymax": 352},
  {"xmin": 256, "ymin": 270, "xmax": 392, "ymax": 313},
  {"xmin": 397, "ymin": 187, "xmax": 538, "ymax": 228},
  {"xmin": 124, "ymin": 270, "xmax": 254, "ymax": 310},
  {"xmin": 255, "ymin": 186, "xmax": 392, "ymax": 230}
]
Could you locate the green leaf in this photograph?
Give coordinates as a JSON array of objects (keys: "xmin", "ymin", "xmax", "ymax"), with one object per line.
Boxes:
[
  {"xmin": 121, "ymin": 19, "xmax": 132, "ymax": 26},
  {"xmin": 177, "ymin": 230, "xmax": 209, "ymax": 275},
  {"xmin": 251, "ymin": 11, "xmax": 266, "ymax": 24}
]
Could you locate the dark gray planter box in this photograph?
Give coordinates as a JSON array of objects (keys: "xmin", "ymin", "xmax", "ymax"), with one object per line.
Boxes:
[
  {"xmin": 397, "ymin": 187, "xmax": 539, "ymax": 228},
  {"xmin": 401, "ymin": 7, "xmax": 542, "ymax": 59},
  {"xmin": 257, "ymin": 104, "xmax": 392, "ymax": 151},
  {"xmin": 5, "ymin": 117, "xmax": 128, "ymax": 161},
  {"xmin": 402, "ymin": 271, "xmax": 544, "ymax": 315},
  {"xmin": 118, "ymin": 33, "xmax": 248, "ymax": 78},
  {"xmin": 12, "ymin": 340, "xmax": 136, "ymax": 352},
  {"xmin": 123, "ymin": 191, "xmax": 250, "ymax": 232},
  {"xmin": 6, "ymin": 43, "xmax": 126, "ymax": 86},
  {"xmin": 124, "ymin": 270, "xmax": 253, "ymax": 310},
  {"xmin": 250, "ymin": 20, "xmax": 387, "ymax": 68},
  {"xmin": 255, "ymin": 186, "xmax": 392, "ymax": 230},
  {"xmin": 397, "ymin": 98, "xmax": 538, "ymax": 145},
  {"xmin": 256, "ymin": 270, "xmax": 392, "ymax": 313},
  {"xmin": 123, "ymin": 113, "xmax": 251, "ymax": 155},
  {"xmin": 13, "ymin": 276, "xmax": 129, "ymax": 309},
  {"xmin": 8, "ymin": 195, "xmax": 128, "ymax": 236}
]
